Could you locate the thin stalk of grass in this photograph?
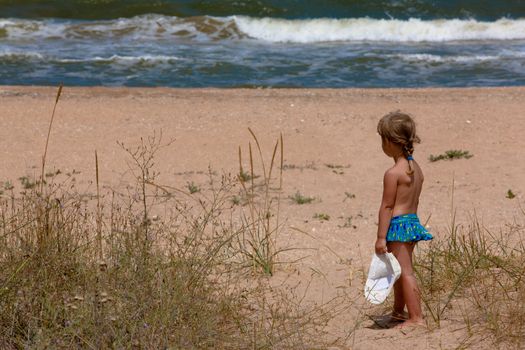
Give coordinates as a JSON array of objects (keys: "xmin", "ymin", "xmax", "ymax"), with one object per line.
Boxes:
[
  {"xmin": 95, "ymin": 150, "xmax": 102, "ymax": 260},
  {"xmin": 248, "ymin": 142, "xmax": 257, "ymax": 229},
  {"xmin": 238, "ymin": 145, "xmax": 256, "ymax": 273},
  {"xmin": 266, "ymin": 139, "xmax": 279, "ymax": 201},
  {"xmin": 264, "ymin": 139, "xmax": 279, "ymax": 258},
  {"xmin": 238, "ymin": 146, "xmax": 243, "ymax": 180},
  {"xmin": 248, "ymin": 127, "xmax": 266, "ymax": 184},
  {"xmin": 249, "ymin": 142, "xmax": 254, "ymax": 196},
  {"xmin": 438, "ymin": 255, "xmax": 482, "ymax": 321},
  {"xmin": 0, "ymin": 257, "xmax": 30, "ymax": 298},
  {"xmin": 238, "ymin": 144, "xmax": 255, "ymax": 219},
  {"xmin": 275, "ymin": 133, "xmax": 284, "ymax": 268},
  {"xmin": 40, "ymin": 84, "xmax": 62, "ymax": 194}
]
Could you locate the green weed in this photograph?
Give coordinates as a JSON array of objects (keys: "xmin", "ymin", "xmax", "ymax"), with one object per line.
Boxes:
[
  {"xmin": 186, "ymin": 181, "xmax": 200, "ymax": 194},
  {"xmin": 339, "ymin": 216, "xmax": 356, "ymax": 229},
  {"xmin": 428, "ymin": 150, "xmax": 473, "ymax": 162},
  {"xmin": 313, "ymin": 213, "xmax": 330, "ymax": 221},
  {"xmin": 289, "ymin": 191, "xmax": 315, "ymax": 205},
  {"xmin": 18, "ymin": 176, "xmax": 37, "ymax": 190}
]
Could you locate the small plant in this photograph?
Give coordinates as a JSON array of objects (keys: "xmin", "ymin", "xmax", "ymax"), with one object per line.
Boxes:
[
  {"xmin": 325, "ymin": 163, "xmax": 344, "ymax": 169},
  {"xmin": 429, "ymin": 150, "xmax": 473, "ymax": 162},
  {"xmin": 231, "ymin": 195, "xmax": 241, "ymax": 205},
  {"xmin": 282, "ymin": 161, "xmax": 318, "ymax": 171},
  {"xmin": 3, "ymin": 181, "xmax": 14, "ymax": 191},
  {"xmin": 65, "ymin": 169, "xmax": 81, "ymax": 177},
  {"xmin": 289, "ymin": 191, "xmax": 315, "ymax": 204},
  {"xmin": 506, "ymin": 189, "xmax": 516, "ymax": 199},
  {"xmin": 313, "ymin": 213, "xmax": 330, "ymax": 221},
  {"xmin": 339, "ymin": 216, "xmax": 356, "ymax": 228},
  {"xmin": 343, "ymin": 192, "xmax": 356, "ymax": 202},
  {"xmin": 238, "ymin": 169, "xmax": 259, "ymax": 182},
  {"xmin": 186, "ymin": 181, "xmax": 200, "ymax": 194},
  {"xmin": 234, "ymin": 129, "xmax": 286, "ymax": 276},
  {"xmin": 238, "ymin": 169, "xmax": 251, "ymax": 182},
  {"xmin": 325, "ymin": 163, "xmax": 350, "ymax": 175},
  {"xmin": 45, "ymin": 169, "xmax": 62, "ymax": 177},
  {"xmin": 18, "ymin": 176, "xmax": 37, "ymax": 189}
]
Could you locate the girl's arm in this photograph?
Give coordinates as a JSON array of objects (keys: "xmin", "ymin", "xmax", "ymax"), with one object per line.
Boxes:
[{"xmin": 375, "ymin": 169, "xmax": 398, "ymax": 254}]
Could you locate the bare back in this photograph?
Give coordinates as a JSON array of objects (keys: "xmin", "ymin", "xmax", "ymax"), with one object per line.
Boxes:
[{"xmin": 391, "ymin": 159, "xmax": 424, "ymax": 217}]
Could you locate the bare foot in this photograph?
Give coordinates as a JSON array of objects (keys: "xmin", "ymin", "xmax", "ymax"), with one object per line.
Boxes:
[{"xmin": 394, "ymin": 319, "xmax": 426, "ymax": 331}]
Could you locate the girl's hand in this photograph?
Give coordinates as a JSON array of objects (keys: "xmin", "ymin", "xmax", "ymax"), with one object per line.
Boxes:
[{"xmin": 375, "ymin": 238, "xmax": 388, "ymax": 255}]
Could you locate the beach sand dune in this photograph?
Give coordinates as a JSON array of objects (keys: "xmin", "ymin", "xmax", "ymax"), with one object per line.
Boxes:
[{"xmin": 1, "ymin": 86, "xmax": 524, "ymax": 348}]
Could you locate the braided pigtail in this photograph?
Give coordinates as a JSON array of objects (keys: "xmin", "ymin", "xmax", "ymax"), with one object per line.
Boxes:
[{"xmin": 403, "ymin": 142, "xmax": 415, "ymax": 175}]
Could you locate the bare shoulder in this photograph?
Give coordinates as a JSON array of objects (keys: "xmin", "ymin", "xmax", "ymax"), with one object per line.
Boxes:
[
  {"xmin": 389, "ymin": 161, "xmax": 408, "ymax": 176},
  {"xmin": 384, "ymin": 166, "xmax": 401, "ymax": 181}
]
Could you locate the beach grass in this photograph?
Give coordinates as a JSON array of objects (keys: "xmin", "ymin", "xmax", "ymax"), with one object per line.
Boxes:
[
  {"xmin": 186, "ymin": 181, "xmax": 200, "ymax": 194},
  {"xmin": 428, "ymin": 149, "xmax": 473, "ymax": 162},
  {"xmin": 412, "ymin": 192, "xmax": 525, "ymax": 347},
  {"xmin": 289, "ymin": 191, "xmax": 316, "ymax": 204},
  {"xmin": 0, "ymin": 87, "xmax": 343, "ymax": 349},
  {"xmin": 0, "ymin": 140, "xmax": 343, "ymax": 349},
  {"xmin": 313, "ymin": 213, "xmax": 330, "ymax": 221}
]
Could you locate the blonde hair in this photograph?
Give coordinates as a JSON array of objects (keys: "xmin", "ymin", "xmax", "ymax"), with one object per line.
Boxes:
[{"xmin": 377, "ymin": 111, "xmax": 421, "ymax": 175}]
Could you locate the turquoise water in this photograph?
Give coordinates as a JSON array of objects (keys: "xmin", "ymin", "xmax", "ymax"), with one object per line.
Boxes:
[{"xmin": 1, "ymin": 1, "xmax": 525, "ymax": 87}]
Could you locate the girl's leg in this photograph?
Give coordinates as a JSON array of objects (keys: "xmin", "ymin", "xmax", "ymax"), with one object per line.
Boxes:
[
  {"xmin": 393, "ymin": 280, "xmax": 405, "ymax": 313},
  {"xmin": 388, "ymin": 242, "xmax": 406, "ymax": 319},
  {"xmin": 389, "ymin": 242, "xmax": 424, "ymax": 325}
]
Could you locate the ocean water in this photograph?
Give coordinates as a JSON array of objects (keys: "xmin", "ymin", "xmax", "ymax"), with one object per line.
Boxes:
[{"xmin": 1, "ymin": 0, "xmax": 525, "ymax": 87}]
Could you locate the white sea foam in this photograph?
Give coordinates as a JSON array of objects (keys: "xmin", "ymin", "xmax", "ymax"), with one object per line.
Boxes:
[
  {"xmin": 389, "ymin": 52, "xmax": 525, "ymax": 63},
  {"xmin": 0, "ymin": 18, "xmax": 65, "ymax": 40},
  {"xmin": 392, "ymin": 54, "xmax": 499, "ymax": 63},
  {"xmin": 58, "ymin": 54, "xmax": 182, "ymax": 63},
  {"xmin": 0, "ymin": 15, "xmax": 239, "ymax": 41},
  {"xmin": 0, "ymin": 50, "xmax": 44, "ymax": 59},
  {"xmin": 232, "ymin": 16, "xmax": 525, "ymax": 43},
  {"xmin": 3, "ymin": 15, "xmax": 525, "ymax": 43},
  {"xmin": 0, "ymin": 51, "xmax": 183, "ymax": 66}
]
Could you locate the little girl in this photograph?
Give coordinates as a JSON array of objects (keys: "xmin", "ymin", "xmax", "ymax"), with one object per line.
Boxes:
[{"xmin": 375, "ymin": 111, "xmax": 433, "ymax": 328}]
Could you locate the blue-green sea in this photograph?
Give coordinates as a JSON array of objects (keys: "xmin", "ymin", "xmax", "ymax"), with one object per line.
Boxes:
[{"xmin": 1, "ymin": 0, "xmax": 525, "ymax": 87}]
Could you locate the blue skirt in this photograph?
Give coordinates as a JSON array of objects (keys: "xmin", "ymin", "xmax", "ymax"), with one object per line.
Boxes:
[{"xmin": 386, "ymin": 213, "xmax": 433, "ymax": 243}]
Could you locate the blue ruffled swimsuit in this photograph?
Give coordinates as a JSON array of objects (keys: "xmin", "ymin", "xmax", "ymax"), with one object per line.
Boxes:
[{"xmin": 386, "ymin": 213, "xmax": 433, "ymax": 243}]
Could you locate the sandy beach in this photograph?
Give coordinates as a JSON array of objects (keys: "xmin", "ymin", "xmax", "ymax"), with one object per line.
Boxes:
[{"xmin": 1, "ymin": 86, "xmax": 525, "ymax": 348}]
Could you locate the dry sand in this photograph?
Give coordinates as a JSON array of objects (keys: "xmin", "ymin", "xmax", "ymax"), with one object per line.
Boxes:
[{"xmin": 1, "ymin": 86, "xmax": 525, "ymax": 348}]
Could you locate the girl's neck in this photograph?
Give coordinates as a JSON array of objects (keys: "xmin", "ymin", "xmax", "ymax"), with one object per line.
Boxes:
[{"xmin": 392, "ymin": 152, "xmax": 405, "ymax": 163}]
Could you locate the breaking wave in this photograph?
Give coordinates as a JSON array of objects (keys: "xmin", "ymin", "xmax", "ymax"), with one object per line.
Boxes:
[{"xmin": 3, "ymin": 16, "xmax": 525, "ymax": 43}]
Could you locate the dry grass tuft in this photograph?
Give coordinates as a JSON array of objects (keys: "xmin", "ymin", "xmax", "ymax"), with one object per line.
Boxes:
[
  {"xmin": 0, "ymin": 145, "xmax": 340, "ymax": 349},
  {"xmin": 415, "ymin": 209, "xmax": 525, "ymax": 347},
  {"xmin": 0, "ymin": 87, "xmax": 343, "ymax": 348}
]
